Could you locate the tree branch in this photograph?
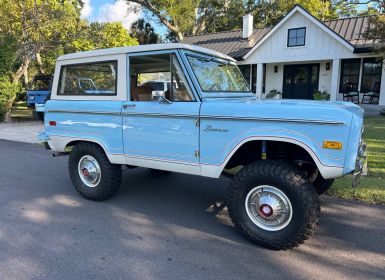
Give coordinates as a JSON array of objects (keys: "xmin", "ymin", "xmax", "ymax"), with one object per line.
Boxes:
[{"xmin": 127, "ymin": 0, "xmax": 184, "ymax": 40}]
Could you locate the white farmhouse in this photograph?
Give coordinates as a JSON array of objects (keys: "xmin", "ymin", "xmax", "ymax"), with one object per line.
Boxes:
[{"xmin": 183, "ymin": 5, "xmax": 384, "ymax": 107}]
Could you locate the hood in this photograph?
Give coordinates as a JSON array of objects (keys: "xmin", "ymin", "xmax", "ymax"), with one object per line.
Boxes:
[{"xmin": 201, "ymin": 98, "xmax": 364, "ymax": 125}]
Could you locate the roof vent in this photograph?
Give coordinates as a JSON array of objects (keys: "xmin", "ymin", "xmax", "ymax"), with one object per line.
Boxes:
[{"xmin": 243, "ymin": 14, "xmax": 253, "ymax": 39}]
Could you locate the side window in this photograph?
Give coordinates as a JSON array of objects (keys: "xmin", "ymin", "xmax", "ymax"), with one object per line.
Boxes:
[
  {"xmin": 58, "ymin": 61, "xmax": 117, "ymax": 96},
  {"xmin": 129, "ymin": 53, "xmax": 194, "ymax": 102}
]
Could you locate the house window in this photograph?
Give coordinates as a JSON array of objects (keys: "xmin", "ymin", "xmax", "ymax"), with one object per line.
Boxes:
[
  {"xmin": 339, "ymin": 59, "xmax": 361, "ymax": 93},
  {"xmin": 361, "ymin": 58, "xmax": 382, "ymax": 93},
  {"xmin": 287, "ymin": 27, "xmax": 306, "ymax": 47}
]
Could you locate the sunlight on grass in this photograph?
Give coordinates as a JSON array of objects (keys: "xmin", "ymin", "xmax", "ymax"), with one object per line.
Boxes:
[{"xmin": 328, "ymin": 116, "xmax": 385, "ymax": 204}]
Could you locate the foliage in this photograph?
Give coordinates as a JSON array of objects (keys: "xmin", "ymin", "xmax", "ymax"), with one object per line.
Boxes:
[
  {"xmin": 127, "ymin": 0, "xmax": 364, "ymax": 40},
  {"xmin": 366, "ymin": 16, "xmax": 385, "ymax": 58},
  {"xmin": 130, "ymin": 19, "xmax": 161, "ymax": 45},
  {"xmin": 0, "ymin": 76, "xmax": 20, "ymax": 122},
  {"xmin": 70, "ymin": 22, "xmax": 138, "ymax": 52},
  {"xmin": 0, "ymin": 36, "xmax": 17, "ymax": 76},
  {"xmin": 265, "ymin": 89, "xmax": 282, "ymax": 99},
  {"xmin": 313, "ymin": 90, "xmax": 330, "ymax": 100}
]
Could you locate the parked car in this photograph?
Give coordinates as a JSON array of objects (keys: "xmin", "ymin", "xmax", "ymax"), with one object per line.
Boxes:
[
  {"xmin": 39, "ymin": 44, "xmax": 365, "ymax": 250},
  {"xmin": 27, "ymin": 75, "xmax": 53, "ymax": 121},
  {"xmin": 26, "ymin": 75, "xmax": 53, "ymax": 108}
]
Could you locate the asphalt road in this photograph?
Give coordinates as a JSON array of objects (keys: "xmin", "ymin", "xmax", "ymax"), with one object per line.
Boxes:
[{"xmin": 0, "ymin": 140, "xmax": 384, "ymax": 280}]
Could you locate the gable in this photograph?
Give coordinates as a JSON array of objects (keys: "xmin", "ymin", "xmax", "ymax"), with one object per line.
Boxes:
[{"xmin": 243, "ymin": 9, "xmax": 355, "ymax": 63}]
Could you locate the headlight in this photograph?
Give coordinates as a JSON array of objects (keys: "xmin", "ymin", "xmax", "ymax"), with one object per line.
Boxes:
[{"xmin": 29, "ymin": 95, "xmax": 35, "ymax": 100}]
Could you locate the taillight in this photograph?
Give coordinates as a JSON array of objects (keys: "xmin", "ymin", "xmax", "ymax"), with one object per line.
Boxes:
[{"xmin": 49, "ymin": 121, "xmax": 56, "ymax": 126}]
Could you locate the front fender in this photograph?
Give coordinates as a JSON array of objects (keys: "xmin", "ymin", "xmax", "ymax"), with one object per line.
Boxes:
[{"xmin": 200, "ymin": 128, "xmax": 345, "ymax": 179}]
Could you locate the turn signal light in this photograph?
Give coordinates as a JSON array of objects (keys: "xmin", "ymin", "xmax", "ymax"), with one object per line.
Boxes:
[{"xmin": 323, "ymin": 141, "xmax": 342, "ymax": 150}]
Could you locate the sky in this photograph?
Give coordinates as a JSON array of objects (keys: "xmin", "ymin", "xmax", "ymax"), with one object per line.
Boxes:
[{"xmin": 80, "ymin": 0, "xmax": 168, "ymax": 36}]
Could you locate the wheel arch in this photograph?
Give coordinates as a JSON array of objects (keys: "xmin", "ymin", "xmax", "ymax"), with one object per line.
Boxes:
[{"xmin": 202, "ymin": 136, "xmax": 343, "ymax": 179}]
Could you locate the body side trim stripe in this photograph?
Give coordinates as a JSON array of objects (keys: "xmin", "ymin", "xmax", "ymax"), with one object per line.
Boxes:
[{"xmin": 47, "ymin": 109, "xmax": 345, "ymax": 125}]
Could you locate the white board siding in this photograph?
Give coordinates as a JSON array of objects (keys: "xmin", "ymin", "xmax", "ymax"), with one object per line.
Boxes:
[
  {"xmin": 318, "ymin": 61, "xmax": 332, "ymax": 94},
  {"xmin": 265, "ymin": 64, "xmax": 283, "ymax": 93},
  {"xmin": 244, "ymin": 11, "xmax": 354, "ymax": 64}
]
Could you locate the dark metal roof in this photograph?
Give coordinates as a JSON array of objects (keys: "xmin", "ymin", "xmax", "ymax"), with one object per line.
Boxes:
[
  {"xmin": 183, "ymin": 27, "xmax": 271, "ymax": 60},
  {"xmin": 183, "ymin": 15, "xmax": 378, "ymax": 60},
  {"xmin": 324, "ymin": 16, "xmax": 377, "ymax": 49}
]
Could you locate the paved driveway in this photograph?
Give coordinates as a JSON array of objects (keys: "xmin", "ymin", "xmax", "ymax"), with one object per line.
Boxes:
[
  {"xmin": 0, "ymin": 139, "xmax": 384, "ymax": 280},
  {"xmin": 0, "ymin": 121, "xmax": 43, "ymax": 143}
]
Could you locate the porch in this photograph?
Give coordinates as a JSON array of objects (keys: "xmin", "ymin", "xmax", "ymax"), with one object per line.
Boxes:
[{"xmin": 238, "ymin": 57, "xmax": 385, "ymax": 107}]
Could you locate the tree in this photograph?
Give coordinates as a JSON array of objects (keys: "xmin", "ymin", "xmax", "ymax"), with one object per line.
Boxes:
[
  {"xmin": 70, "ymin": 21, "xmax": 138, "ymax": 52},
  {"xmin": 127, "ymin": 0, "xmax": 362, "ymax": 41},
  {"xmin": 130, "ymin": 19, "xmax": 160, "ymax": 44},
  {"xmin": 127, "ymin": 0, "xmax": 203, "ymax": 41},
  {"xmin": 0, "ymin": 0, "xmax": 82, "ymax": 83},
  {"xmin": 362, "ymin": 1, "xmax": 385, "ymax": 58}
]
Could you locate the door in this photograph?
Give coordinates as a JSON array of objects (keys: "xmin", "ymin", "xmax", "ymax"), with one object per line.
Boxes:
[
  {"xmin": 283, "ymin": 64, "xmax": 319, "ymax": 99},
  {"xmin": 123, "ymin": 51, "xmax": 201, "ymax": 175}
]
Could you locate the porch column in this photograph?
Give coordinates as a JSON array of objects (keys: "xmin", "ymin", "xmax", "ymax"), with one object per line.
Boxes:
[
  {"xmin": 380, "ymin": 60, "xmax": 385, "ymax": 107},
  {"xmin": 256, "ymin": 63, "xmax": 263, "ymax": 99},
  {"xmin": 330, "ymin": 59, "xmax": 340, "ymax": 101}
]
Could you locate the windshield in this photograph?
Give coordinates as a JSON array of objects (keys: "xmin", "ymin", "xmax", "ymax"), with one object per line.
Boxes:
[{"xmin": 187, "ymin": 55, "xmax": 250, "ymax": 93}]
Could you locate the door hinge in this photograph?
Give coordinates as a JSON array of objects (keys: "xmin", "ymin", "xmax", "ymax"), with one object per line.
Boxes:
[
  {"xmin": 195, "ymin": 117, "xmax": 200, "ymax": 127},
  {"xmin": 195, "ymin": 149, "xmax": 200, "ymax": 158}
]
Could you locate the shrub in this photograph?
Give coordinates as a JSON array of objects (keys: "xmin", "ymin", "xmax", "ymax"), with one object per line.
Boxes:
[
  {"xmin": 0, "ymin": 76, "xmax": 20, "ymax": 122},
  {"xmin": 313, "ymin": 90, "xmax": 330, "ymax": 100},
  {"xmin": 265, "ymin": 89, "xmax": 282, "ymax": 99}
]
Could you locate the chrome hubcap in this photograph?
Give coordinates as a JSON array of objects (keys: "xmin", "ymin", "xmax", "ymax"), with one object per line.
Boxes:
[
  {"xmin": 245, "ymin": 185, "xmax": 292, "ymax": 231},
  {"xmin": 78, "ymin": 155, "xmax": 101, "ymax": 188}
]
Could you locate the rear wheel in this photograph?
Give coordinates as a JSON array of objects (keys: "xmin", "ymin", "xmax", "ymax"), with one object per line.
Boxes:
[
  {"xmin": 69, "ymin": 142, "xmax": 121, "ymax": 201},
  {"xmin": 227, "ymin": 160, "xmax": 320, "ymax": 250}
]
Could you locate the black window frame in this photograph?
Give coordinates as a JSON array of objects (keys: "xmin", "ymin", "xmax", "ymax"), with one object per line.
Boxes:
[
  {"xmin": 287, "ymin": 27, "xmax": 306, "ymax": 47},
  {"xmin": 57, "ymin": 60, "xmax": 118, "ymax": 96},
  {"xmin": 339, "ymin": 59, "xmax": 361, "ymax": 93},
  {"xmin": 360, "ymin": 57, "xmax": 383, "ymax": 93}
]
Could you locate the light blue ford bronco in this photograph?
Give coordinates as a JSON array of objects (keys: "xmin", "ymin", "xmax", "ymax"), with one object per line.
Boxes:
[{"xmin": 40, "ymin": 44, "xmax": 365, "ymax": 250}]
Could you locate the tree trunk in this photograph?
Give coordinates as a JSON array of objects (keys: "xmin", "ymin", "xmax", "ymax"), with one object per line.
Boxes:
[
  {"xmin": 3, "ymin": 110, "xmax": 12, "ymax": 123},
  {"xmin": 36, "ymin": 53, "xmax": 45, "ymax": 74},
  {"xmin": 12, "ymin": 57, "xmax": 30, "ymax": 83}
]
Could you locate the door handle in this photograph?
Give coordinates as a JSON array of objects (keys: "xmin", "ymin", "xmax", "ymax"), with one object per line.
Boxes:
[{"xmin": 123, "ymin": 104, "xmax": 136, "ymax": 109}]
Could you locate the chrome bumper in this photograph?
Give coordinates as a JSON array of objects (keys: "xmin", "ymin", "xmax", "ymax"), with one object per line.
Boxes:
[{"xmin": 352, "ymin": 142, "xmax": 367, "ymax": 187}]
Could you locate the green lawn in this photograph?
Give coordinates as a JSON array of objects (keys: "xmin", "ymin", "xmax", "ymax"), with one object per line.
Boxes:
[
  {"xmin": 328, "ymin": 116, "xmax": 385, "ymax": 204},
  {"xmin": 10, "ymin": 101, "xmax": 33, "ymax": 120}
]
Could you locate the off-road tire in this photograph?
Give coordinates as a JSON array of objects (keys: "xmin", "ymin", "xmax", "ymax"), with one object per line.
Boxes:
[
  {"xmin": 226, "ymin": 160, "xmax": 320, "ymax": 250},
  {"xmin": 69, "ymin": 142, "xmax": 121, "ymax": 201},
  {"xmin": 313, "ymin": 175, "xmax": 334, "ymax": 195}
]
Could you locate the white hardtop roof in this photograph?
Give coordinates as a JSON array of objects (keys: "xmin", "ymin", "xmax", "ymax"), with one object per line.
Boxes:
[{"xmin": 57, "ymin": 43, "xmax": 236, "ymax": 62}]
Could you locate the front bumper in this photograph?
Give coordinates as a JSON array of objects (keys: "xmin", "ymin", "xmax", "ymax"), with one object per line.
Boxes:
[{"xmin": 352, "ymin": 142, "xmax": 367, "ymax": 187}]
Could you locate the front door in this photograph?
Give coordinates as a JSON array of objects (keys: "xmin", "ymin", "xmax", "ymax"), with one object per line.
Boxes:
[
  {"xmin": 283, "ymin": 64, "xmax": 320, "ymax": 99},
  {"xmin": 123, "ymin": 51, "xmax": 201, "ymax": 175}
]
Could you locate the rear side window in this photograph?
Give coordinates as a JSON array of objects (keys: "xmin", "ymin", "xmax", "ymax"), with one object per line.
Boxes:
[{"xmin": 58, "ymin": 61, "xmax": 117, "ymax": 96}]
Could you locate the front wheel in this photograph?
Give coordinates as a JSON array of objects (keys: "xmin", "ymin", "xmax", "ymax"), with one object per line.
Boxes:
[
  {"xmin": 227, "ymin": 160, "xmax": 320, "ymax": 250},
  {"xmin": 69, "ymin": 143, "xmax": 122, "ymax": 201}
]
